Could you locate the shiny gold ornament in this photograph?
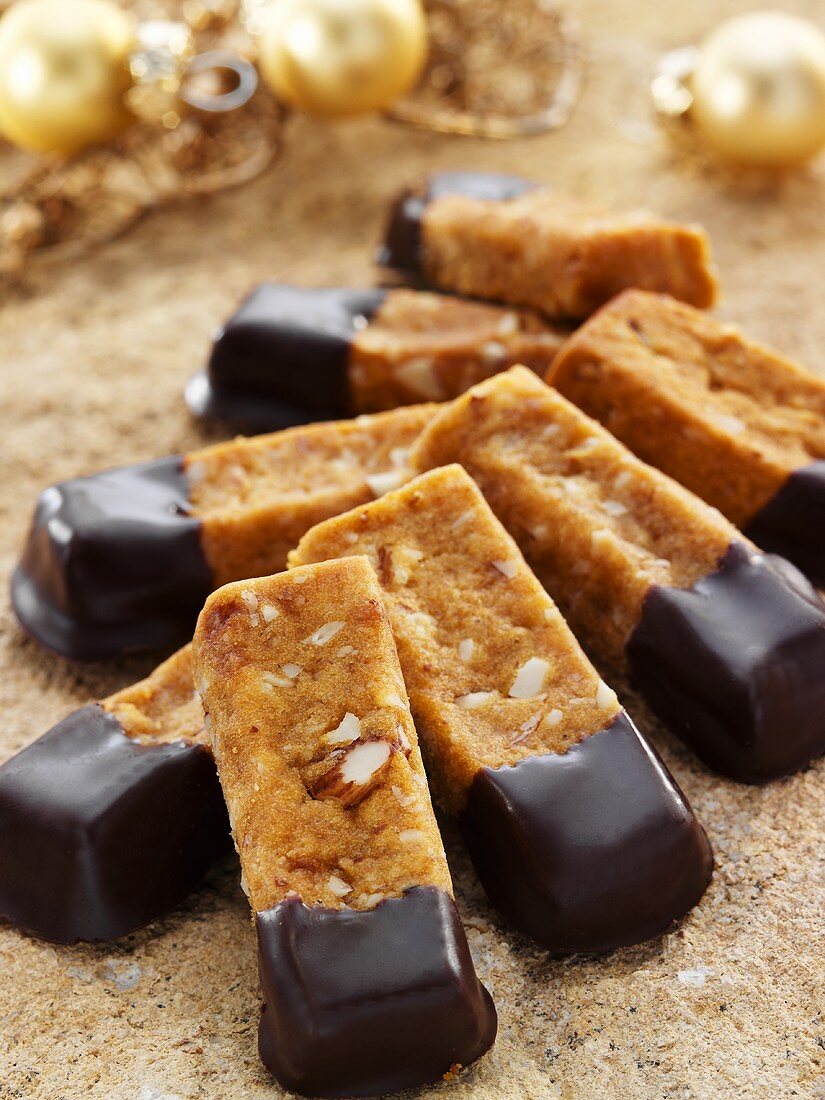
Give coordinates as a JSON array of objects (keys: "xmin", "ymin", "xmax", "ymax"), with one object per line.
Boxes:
[
  {"xmin": 692, "ymin": 12, "xmax": 825, "ymax": 168},
  {"xmin": 654, "ymin": 12, "xmax": 825, "ymax": 170},
  {"xmin": 0, "ymin": 3, "xmax": 281, "ymax": 288},
  {"xmin": 0, "ymin": 0, "xmax": 136, "ymax": 156},
  {"xmin": 258, "ymin": 0, "xmax": 428, "ymax": 116}
]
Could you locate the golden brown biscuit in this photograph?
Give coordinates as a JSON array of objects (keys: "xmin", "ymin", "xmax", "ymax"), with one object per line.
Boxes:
[
  {"xmin": 193, "ymin": 558, "xmax": 449, "ymax": 912},
  {"xmin": 188, "ymin": 404, "xmax": 434, "ymax": 587},
  {"xmin": 549, "ymin": 289, "xmax": 825, "ymax": 586},
  {"xmin": 192, "ymin": 557, "xmax": 496, "ymax": 1097},
  {"xmin": 351, "ymin": 289, "xmax": 567, "ymax": 410},
  {"xmin": 13, "ymin": 403, "xmax": 435, "ymax": 659},
  {"xmin": 381, "ymin": 172, "xmax": 718, "ymax": 318},
  {"xmin": 188, "ymin": 284, "xmax": 567, "ymax": 430},
  {"xmin": 408, "ymin": 368, "xmax": 825, "ymax": 782},
  {"xmin": 104, "ymin": 644, "xmax": 202, "ymax": 746},
  {"xmin": 292, "ymin": 465, "xmax": 713, "ymax": 953},
  {"xmin": 410, "ymin": 369, "xmax": 733, "ymax": 667}
]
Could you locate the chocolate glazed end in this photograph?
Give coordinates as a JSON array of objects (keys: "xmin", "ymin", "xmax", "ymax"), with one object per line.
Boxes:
[
  {"xmin": 627, "ymin": 540, "xmax": 825, "ymax": 782},
  {"xmin": 0, "ymin": 705, "xmax": 230, "ymax": 943},
  {"xmin": 378, "ymin": 186, "xmax": 429, "ymax": 275},
  {"xmin": 11, "ymin": 455, "xmax": 212, "ymax": 660},
  {"xmin": 460, "ymin": 712, "xmax": 712, "ymax": 955},
  {"xmin": 188, "ymin": 285, "xmax": 387, "ymax": 432},
  {"xmin": 744, "ymin": 461, "xmax": 825, "ymax": 589},
  {"xmin": 378, "ymin": 171, "xmax": 537, "ymax": 275},
  {"xmin": 256, "ymin": 887, "xmax": 496, "ymax": 1098},
  {"xmin": 184, "ymin": 370, "xmax": 324, "ymax": 436}
]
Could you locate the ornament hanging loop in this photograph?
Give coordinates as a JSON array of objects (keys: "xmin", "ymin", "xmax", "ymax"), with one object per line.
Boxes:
[{"xmin": 180, "ymin": 51, "xmax": 259, "ymax": 114}]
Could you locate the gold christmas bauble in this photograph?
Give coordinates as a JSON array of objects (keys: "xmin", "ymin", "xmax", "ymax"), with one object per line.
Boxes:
[
  {"xmin": 0, "ymin": 0, "xmax": 135, "ymax": 156},
  {"xmin": 259, "ymin": 0, "xmax": 427, "ymax": 117},
  {"xmin": 691, "ymin": 12, "xmax": 825, "ymax": 168}
]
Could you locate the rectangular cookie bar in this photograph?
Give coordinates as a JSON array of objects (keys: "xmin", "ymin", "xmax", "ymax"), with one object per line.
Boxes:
[
  {"xmin": 187, "ymin": 283, "xmax": 567, "ymax": 433},
  {"xmin": 0, "ymin": 645, "xmax": 228, "ymax": 943},
  {"xmin": 12, "ymin": 403, "xmax": 434, "ymax": 660},
  {"xmin": 408, "ymin": 368, "xmax": 825, "ymax": 782},
  {"xmin": 549, "ymin": 290, "xmax": 825, "ymax": 586},
  {"xmin": 349, "ymin": 289, "xmax": 567, "ymax": 412},
  {"xmin": 291, "ymin": 465, "xmax": 712, "ymax": 953},
  {"xmin": 379, "ymin": 171, "xmax": 718, "ymax": 319},
  {"xmin": 192, "ymin": 557, "xmax": 496, "ymax": 1098}
]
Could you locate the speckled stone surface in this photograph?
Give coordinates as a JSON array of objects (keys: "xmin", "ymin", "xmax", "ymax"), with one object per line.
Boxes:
[{"xmin": 1, "ymin": 2, "xmax": 824, "ymax": 1097}]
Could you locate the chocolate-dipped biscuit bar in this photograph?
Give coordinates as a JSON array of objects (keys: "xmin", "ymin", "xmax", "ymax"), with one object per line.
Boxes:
[
  {"xmin": 192, "ymin": 557, "xmax": 496, "ymax": 1098},
  {"xmin": 291, "ymin": 466, "xmax": 712, "ymax": 953},
  {"xmin": 187, "ymin": 286, "xmax": 385, "ymax": 432},
  {"xmin": 408, "ymin": 368, "xmax": 825, "ymax": 782},
  {"xmin": 0, "ymin": 646, "xmax": 228, "ymax": 943},
  {"xmin": 549, "ymin": 290, "xmax": 825, "ymax": 587},
  {"xmin": 379, "ymin": 171, "xmax": 718, "ymax": 319},
  {"xmin": 187, "ymin": 283, "xmax": 566, "ymax": 431},
  {"xmin": 12, "ymin": 403, "xmax": 435, "ymax": 659}
]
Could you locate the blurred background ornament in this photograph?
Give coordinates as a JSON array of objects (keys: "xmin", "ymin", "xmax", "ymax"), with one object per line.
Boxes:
[
  {"xmin": 0, "ymin": 0, "xmax": 259, "ymax": 155},
  {"xmin": 0, "ymin": 0, "xmax": 284, "ymax": 280},
  {"xmin": 0, "ymin": 0, "xmax": 582, "ymax": 283},
  {"xmin": 256, "ymin": 0, "xmax": 428, "ymax": 117},
  {"xmin": 652, "ymin": 11, "xmax": 825, "ymax": 169},
  {"xmin": 387, "ymin": 0, "xmax": 581, "ymax": 138},
  {"xmin": 242, "ymin": 0, "xmax": 582, "ymax": 137},
  {"xmin": 0, "ymin": 0, "xmax": 135, "ymax": 155}
]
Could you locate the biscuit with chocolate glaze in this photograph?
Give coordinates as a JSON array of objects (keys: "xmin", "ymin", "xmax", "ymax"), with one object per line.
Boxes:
[
  {"xmin": 187, "ymin": 283, "xmax": 566, "ymax": 431},
  {"xmin": 192, "ymin": 557, "xmax": 496, "ymax": 1099},
  {"xmin": 12, "ymin": 404, "xmax": 435, "ymax": 659},
  {"xmin": 292, "ymin": 466, "xmax": 713, "ymax": 953},
  {"xmin": 380, "ymin": 171, "xmax": 718, "ymax": 318},
  {"xmin": 549, "ymin": 290, "xmax": 825, "ymax": 587},
  {"xmin": 0, "ymin": 646, "xmax": 228, "ymax": 943},
  {"xmin": 408, "ymin": 367, "xmax": 825, "ymax": 782}
]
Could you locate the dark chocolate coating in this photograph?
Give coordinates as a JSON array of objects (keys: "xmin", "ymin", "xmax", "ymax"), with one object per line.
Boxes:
[
  {"xmin": 187, "ymin": 285, "xmax": 387, "ymax": 431},
  {"xmin": 256, "ymin": 887, "xmax": 497, "ymax": 1098},
  {"xmin": 460, "ymin": 712, "xmax": 712, "ymax": 954},
  {"xmin": 745, "ymin": 462, "xmax": 825, "ymax": 589},
  {"xmin": 11, "ymin": 455, "xmax": 212, "ymax": 659},
  {"xmin": 185, "ymin": 370, "xmax": 322, "ymax": 436},
  {"xmin": 627, "ymin": 540, "xmax": 825, "ymax": 782},
  {"xmin": 0, "ymin": 705, "xmax": 229, "ymax": 943},
  {"xmin": 379, "ymin": 171, "xmax": 538, "ymax": 277}
]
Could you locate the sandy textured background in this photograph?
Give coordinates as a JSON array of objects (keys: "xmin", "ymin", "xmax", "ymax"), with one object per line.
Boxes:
[{"xmin": 1, "ymin": 1, "xmax": 824, "ymax": 1097}]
